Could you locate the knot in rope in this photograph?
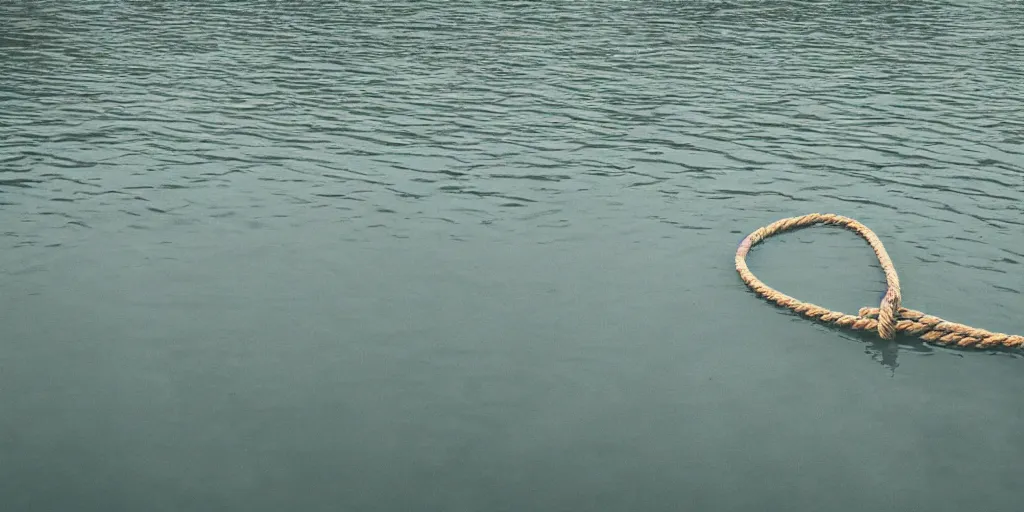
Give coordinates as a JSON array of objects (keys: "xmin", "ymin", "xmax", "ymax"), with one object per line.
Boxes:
[{"xmin": 735, "ymin": 213, "xmax": 1023, "ymax": 349}]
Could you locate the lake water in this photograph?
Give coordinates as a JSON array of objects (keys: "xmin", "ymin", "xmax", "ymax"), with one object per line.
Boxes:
[{"xmin": 2, "ymin": 1, "xmax": 1023, "ymax": 510}]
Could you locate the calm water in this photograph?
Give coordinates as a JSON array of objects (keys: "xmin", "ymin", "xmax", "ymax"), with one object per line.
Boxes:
[{"xmin": 2, "ymin": 1, "xmax": 1023, "ymax": 510}]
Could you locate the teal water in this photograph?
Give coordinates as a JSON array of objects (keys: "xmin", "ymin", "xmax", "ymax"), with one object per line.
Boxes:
[{"xmin": 2, "ymin": 1, "xmax": 1023, "ymax": 510}]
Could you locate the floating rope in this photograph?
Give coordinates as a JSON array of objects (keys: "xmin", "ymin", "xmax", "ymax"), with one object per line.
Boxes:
[{"xmin": 735, "ymin": 213, "xmax": 1023, "ymax": 349}]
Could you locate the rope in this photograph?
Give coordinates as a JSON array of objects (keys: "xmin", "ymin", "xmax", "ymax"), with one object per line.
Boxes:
[{"xmin": 735, "ymin": 213, "xmax": 1023, "ymax": 349}]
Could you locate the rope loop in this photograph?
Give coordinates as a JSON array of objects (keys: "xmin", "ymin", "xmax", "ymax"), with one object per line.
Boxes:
[{"xmin": 735, "ymin": 213, "xmax": 1023, "ymax": 349}]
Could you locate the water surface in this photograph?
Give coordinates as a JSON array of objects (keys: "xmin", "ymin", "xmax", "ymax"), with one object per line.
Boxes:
[{"xmin": 2, "ymin": 1, "xmax": 1023, "ymax": 511}]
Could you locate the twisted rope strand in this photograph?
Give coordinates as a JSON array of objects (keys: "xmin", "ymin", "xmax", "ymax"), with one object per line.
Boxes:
[{"xmin": 735, "ymin": 213, "xmax": 1023, "ymax": 349}]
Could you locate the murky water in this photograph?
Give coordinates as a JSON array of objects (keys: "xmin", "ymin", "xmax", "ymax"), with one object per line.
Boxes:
[{"xmin": 2, "ymin": 1, "xmax": 1023, "ymax": 510}]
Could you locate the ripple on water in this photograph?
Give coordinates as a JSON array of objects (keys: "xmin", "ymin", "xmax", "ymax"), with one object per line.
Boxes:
[{"xmin": 0, "ymin": 0, "xmax": 1021, "ymax": 259}]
